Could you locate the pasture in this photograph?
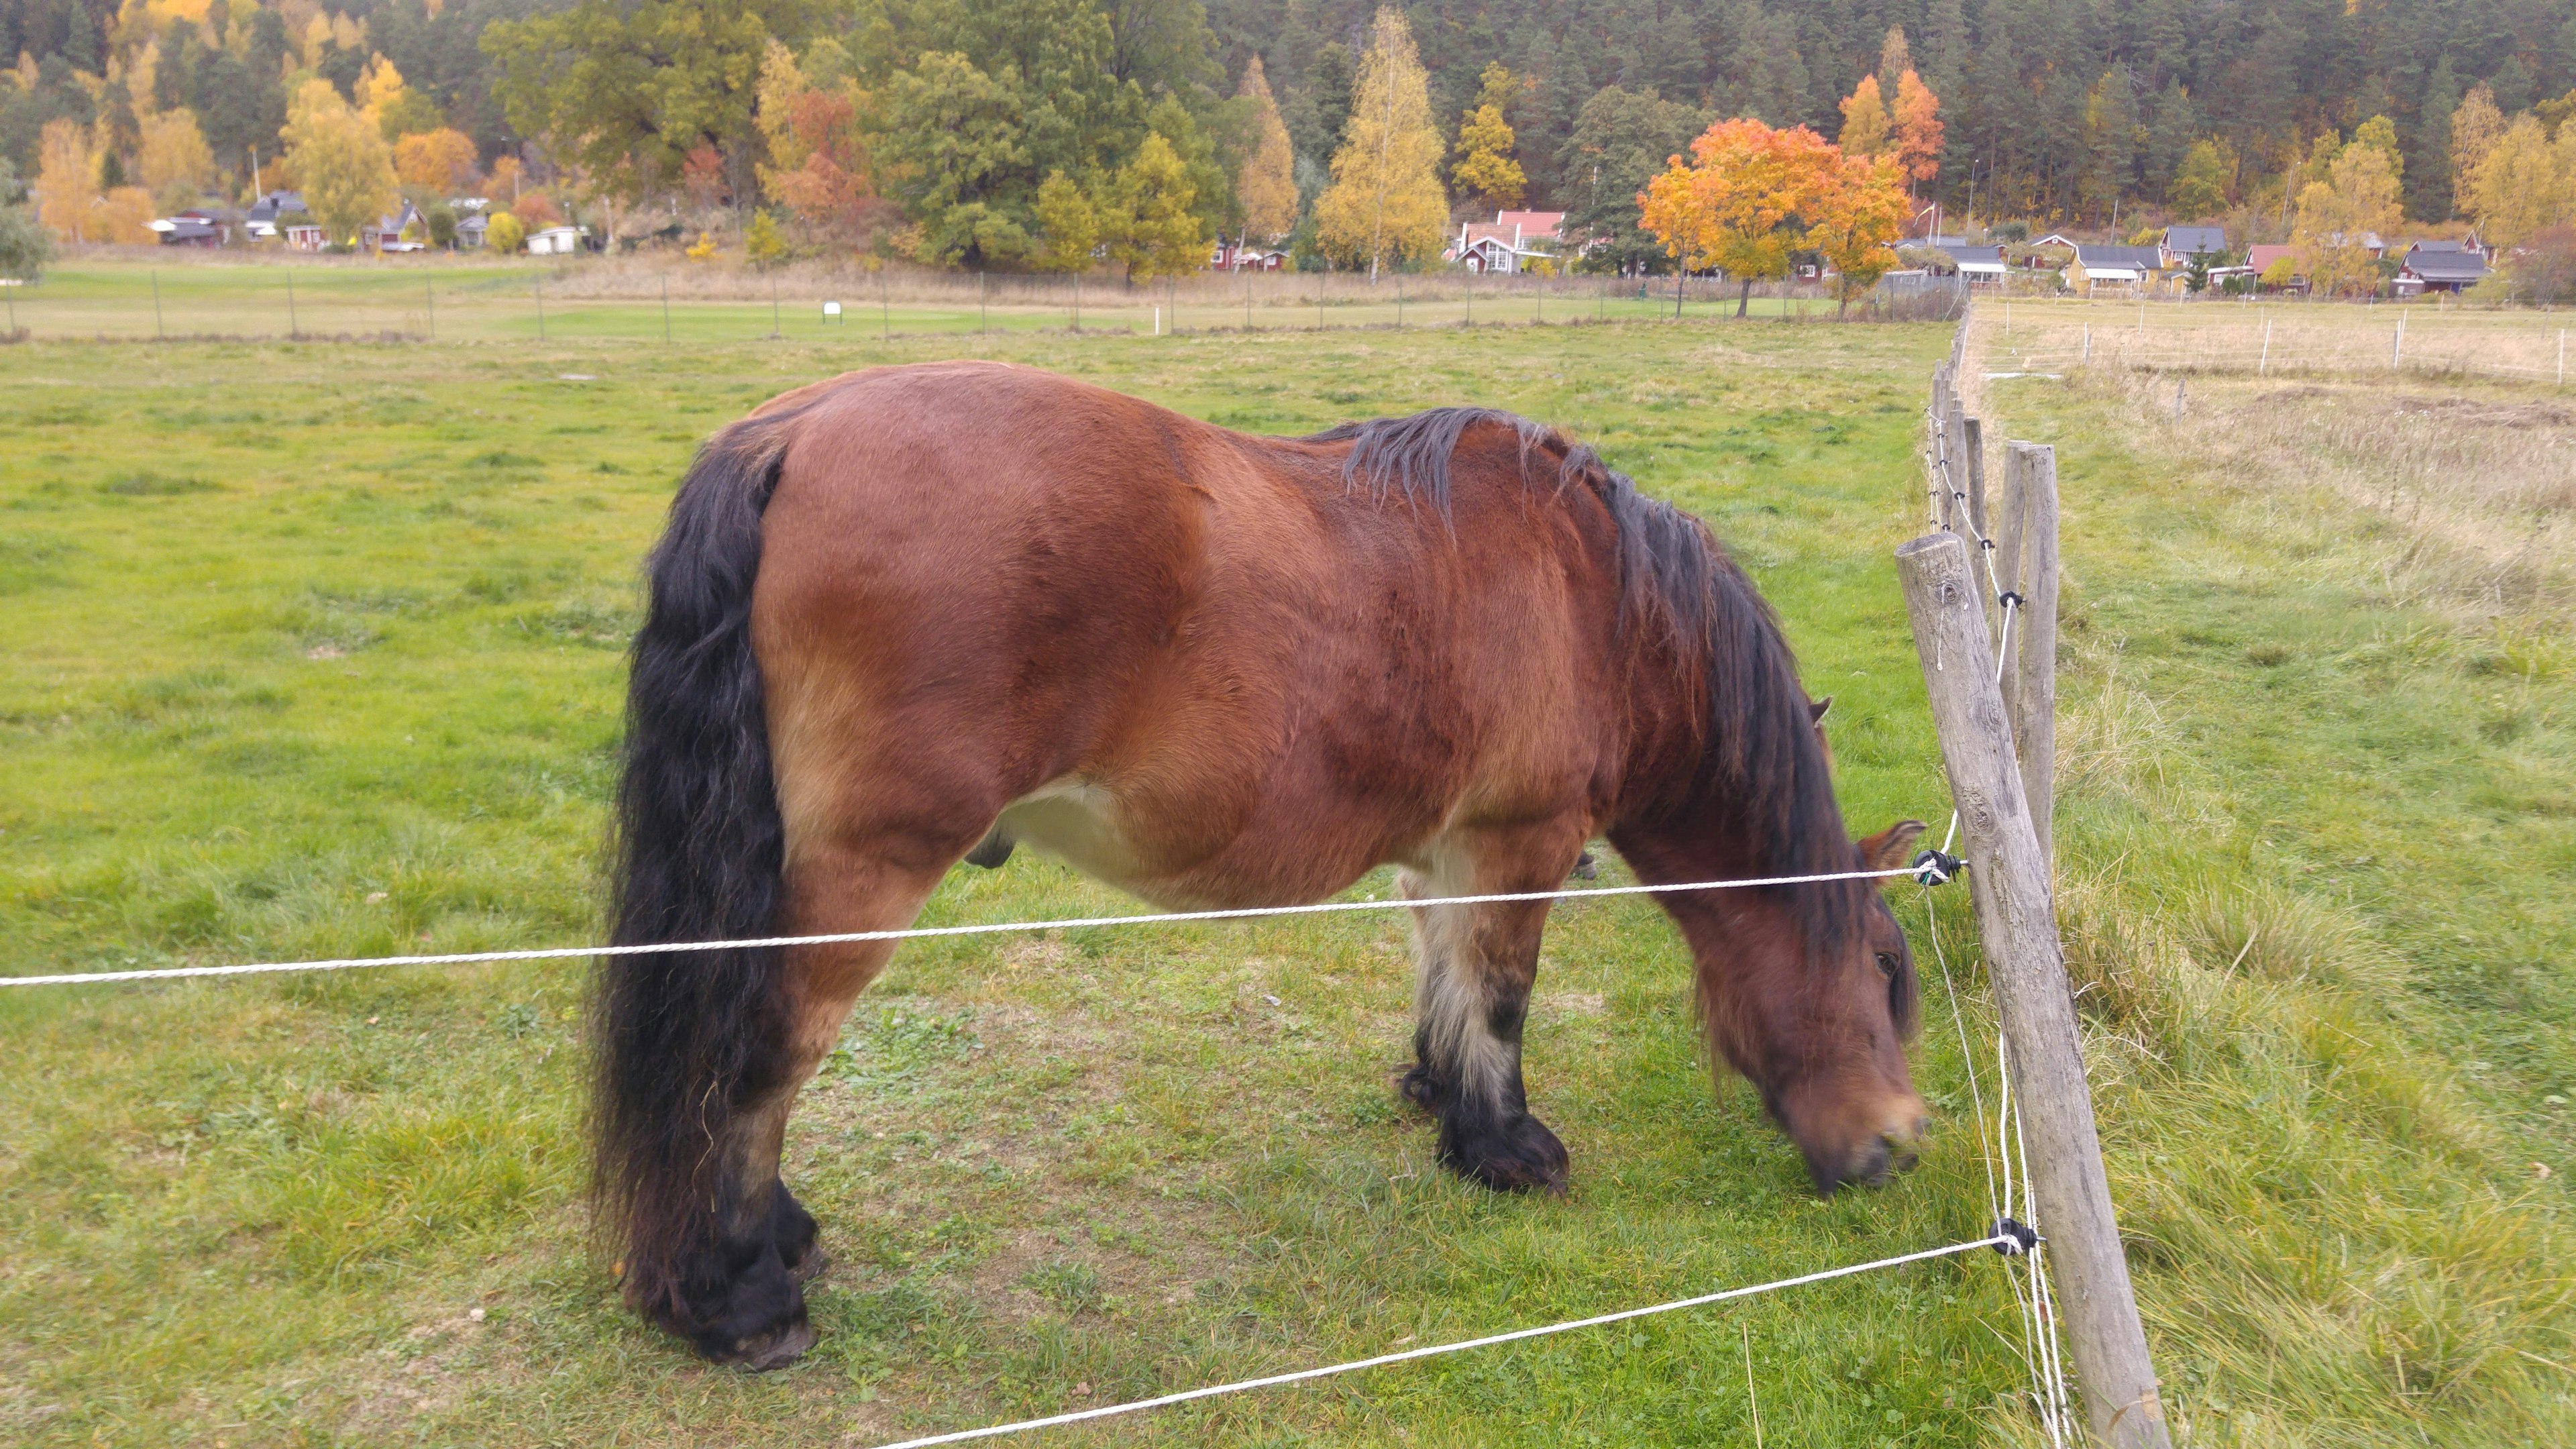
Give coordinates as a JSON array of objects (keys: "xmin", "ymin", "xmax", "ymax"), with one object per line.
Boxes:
[
  {"xmin": 0, "ymin": 257, "xmax": 1825, "ymax": 345},
  {"xmin": 1, "ymin": 306, "xmax": 2571, "ymax": 1446}
]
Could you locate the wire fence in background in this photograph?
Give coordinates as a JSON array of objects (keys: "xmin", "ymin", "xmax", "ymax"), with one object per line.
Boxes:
[
  {"xmin": 1974, "ymin": 295, "xmax": 2575, "ymax": 387},
  {"xmin": 0, "ymin": 264, "xmax": 1938, "ymax": 345}
]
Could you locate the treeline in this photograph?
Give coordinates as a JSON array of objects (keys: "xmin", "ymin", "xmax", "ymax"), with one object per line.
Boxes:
[{"xmin": 5, "ymin": 0, "xmax": 2574, "ymax": 268}]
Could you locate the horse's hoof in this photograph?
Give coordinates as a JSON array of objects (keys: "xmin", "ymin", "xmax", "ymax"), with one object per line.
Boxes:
[
  {"xmin": 727, "ymin": 1316, "xmax": 817, "ymax": 1372},
  {"xmin": 1446, "ymin": 1113, "xmax": 1570, "ymax": 1195}
]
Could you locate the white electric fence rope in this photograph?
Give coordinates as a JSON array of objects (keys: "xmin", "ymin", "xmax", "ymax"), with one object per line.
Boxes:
[
  {"xmin": 860, "ymin": 1234, "xmax": 2014, "ymax": 1449},
  {"xmin": 0, "ymin": 866, "xmax": 1922, "ymax": 989}
]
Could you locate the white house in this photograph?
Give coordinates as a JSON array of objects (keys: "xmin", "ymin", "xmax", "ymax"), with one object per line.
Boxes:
[
  {"xmin": 527, "ymin": 225, "xmax": 589, "ymax": 256},
  {"xmin": 1446, "ymin": 210, "xmax": 1567, "ymax": 273}
]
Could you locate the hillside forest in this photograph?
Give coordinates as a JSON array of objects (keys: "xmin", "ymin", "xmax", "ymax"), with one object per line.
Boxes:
[{"xmin": 4, "ymin": 0, "xmax": 2575, "ymax": 271}]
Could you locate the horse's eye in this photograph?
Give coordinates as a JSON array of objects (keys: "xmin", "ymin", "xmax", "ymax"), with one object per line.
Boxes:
[{"xmin": 1876, "ymin": 951, "xmax": 1901, "ymax": 978}]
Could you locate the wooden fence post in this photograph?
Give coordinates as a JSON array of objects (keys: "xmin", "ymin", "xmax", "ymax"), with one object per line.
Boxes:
[
  {"xmin": 1896, "ymin": 532, "xmax": 2167, "ymax": 1449},
  {"xmin": 2003, "ymin": 442, "xmax": 2059, "ymax": 869},
  {"xmin": 1962, "ymin": 417, "xmax": 1988, "ymax": 538}
]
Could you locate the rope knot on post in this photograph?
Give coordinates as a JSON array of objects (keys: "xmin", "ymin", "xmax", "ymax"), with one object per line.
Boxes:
[
  {"xmin": 1996, "ymin": 590, "xmax": 2027, "ymax": 610},
  {"xmin": 1991, "ymin": 1217, "xmax": 2041, "ymax": 1257},
  {"xmin": 1910, "ymin": 849, "xmax": 1966, "ymax": 886}
]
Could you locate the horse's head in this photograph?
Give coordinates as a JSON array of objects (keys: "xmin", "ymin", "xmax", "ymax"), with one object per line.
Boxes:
[
  {"xmin": 1759, "ymin": 818, "xmax": 1930, "ymax": 1192},
  {"xmin": 1642, "ymin": 814, "xmax": 1931, "ymax": 1194}
]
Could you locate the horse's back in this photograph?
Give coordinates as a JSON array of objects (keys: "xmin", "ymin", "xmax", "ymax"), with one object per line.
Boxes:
[{"xmin": 748, "ymin": 363, "xmax": 1611, "ymax": 906}]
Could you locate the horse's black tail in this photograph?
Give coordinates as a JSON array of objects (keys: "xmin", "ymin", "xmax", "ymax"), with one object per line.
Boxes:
[{"xmin": 597, "ymin": 415, "xmax": 798, "ymax": 1336}]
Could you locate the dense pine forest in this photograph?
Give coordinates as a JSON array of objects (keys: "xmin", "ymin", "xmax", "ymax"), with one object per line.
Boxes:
[{"xmin": 5, "ymin": 0, "xmax": 2573, "ymax": 266}]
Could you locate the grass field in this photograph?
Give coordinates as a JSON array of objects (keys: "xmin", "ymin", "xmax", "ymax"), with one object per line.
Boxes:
[
  {"xmin": 1, "ymin": 288, "xmax": 2570, "ymax": 1446},
  {"xmin": 1, "ymin": 256, "xmax": 1833, "ymax": 345}
]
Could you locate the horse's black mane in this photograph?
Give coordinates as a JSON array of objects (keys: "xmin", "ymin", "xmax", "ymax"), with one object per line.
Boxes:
[{"xmin": 1308, "ymin": 407, "xmax": 1866, "ymax": 955}]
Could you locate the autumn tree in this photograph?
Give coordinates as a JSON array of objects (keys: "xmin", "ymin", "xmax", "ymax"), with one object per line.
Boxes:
[
  {"xmin": 1236, "ymin": 57, "xmax": 1297, "ymax": 243},
  {"xmin": 2468, "ymin": 115, "xmax": 2572, "ymax": 248},
  {"xmin": 1890, "ymin": 70, "xmax": 1942, "ymax": 195},
  {"xmin": 1878, "ymin": 27, "xmax": 1912, "ymax": 87},
  {"xmin": 356, "ymin": 56, "xmax": 440, "ymax": 140},
  {"xmin": 2350, "ymin": 113, "xmax": 2402, "ymax": 190},
  {"xmin": 1034, "ymin": 170, "xmax": 1100, "ymax": 271},
  {"xmin": 1837, "ymin": 74, "xmax": 1889, "ymax": 158},
  {"xmin": 1104, "ymin": 131, "xmax": 1203, "ymax": 280},
  {"xmin": 137, "ymin": 109, "xmax": 213, "ymax": 215},
  {"xmin": 753, "ymin": 42, "xmax": 874, "ymax": 240},
  {"xmin": 1809, "ymin": 149, "xmax": 1909, "ymax": 313},
  {"xmin": 34, "ymin": 117, "xmax": 97, "ymax": 241},
  {"xmin": 485, "ymin": 0, "xmax": 817, "ymax": 208},
  {"xmin": 1640, "ymin": 117, "xmax": 1838, "ymax": 316},
  {"xmin": 2168, "ymin": 138, "xmax": 2235, "ymax": 217},
  {"xmin": 2449, "ymin": 83, "xmax": 2504, "ymax": 219},
  {"xmin": 1451, "ymin": 62, "xmax": 1524, "ymax": 211},
  {"xmin": 282, "ymin": 78, "xmax": 398, "ymax": 247},
  {"xmin": 394, "ymin": 128, "xmax": 479, "ymax": 193},
  {"xmin": 1313, "ymin": 7, "xmax": 1445, "ymax": 279},
  {"xmin": 2292, "ymin": 143, "xmax": 2401, "ymax": 296}
]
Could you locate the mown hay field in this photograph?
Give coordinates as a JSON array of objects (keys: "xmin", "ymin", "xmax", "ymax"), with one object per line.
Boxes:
[{"xmin": 1, "ymin": 306, "xmax": 2569, "ymax": 1447}]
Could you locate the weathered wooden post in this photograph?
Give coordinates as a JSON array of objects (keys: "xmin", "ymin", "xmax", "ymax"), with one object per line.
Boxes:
[
  {"xmin": 2002, "ymin": 442, "xmax": 2059, "ymax": 869},
  {"xmin": 1896, "ymin": 531, "xmax": 2165, "ymax": 1449},
  {"xmin": 1962, "ymin": 417, "xmax": 1988, "ymax": 537}
]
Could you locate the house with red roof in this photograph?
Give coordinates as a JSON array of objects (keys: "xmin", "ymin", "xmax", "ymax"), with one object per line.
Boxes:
[{"xmin": 1446, "ymin": 211, "xmax": 1567, "ymax": 273}]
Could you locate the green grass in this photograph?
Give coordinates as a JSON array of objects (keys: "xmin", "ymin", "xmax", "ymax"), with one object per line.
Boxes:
[
  {"xmin": 0, "ymin": 310, "xmax": 2568, "ymax": 1446},
  {"xmin": 2, "ymin": 258, "xmax": 1828, "ymax": 344}
]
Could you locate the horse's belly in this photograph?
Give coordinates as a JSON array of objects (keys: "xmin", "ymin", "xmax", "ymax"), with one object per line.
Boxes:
[
  {"xmin": 990, "ymin": 771, "xmax": 1378, "ymax": 911},
  {"xmin": 993, "ymin": 777, "xmax": 1148, "ymax": 887}
]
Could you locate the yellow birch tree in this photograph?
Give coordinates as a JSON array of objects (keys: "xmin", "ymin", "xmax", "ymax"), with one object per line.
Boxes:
[
  {"xmin": 1450, "ymin": 62, "xmax": 1525, "ymax": 211},
  {"xmin": 2449, "ymin": 83, "xmax": 2504, "ymax": 218},
  {"xmin": 1236, "ymin": 57, "xmax": 1297, "ymax": 242},
  {"xmin": 1314, "ymin": 7, "xmax": 1446, "ymax": 278},
  {"xmin": 283, "ymin": 78, "xmax": 399, "ymax": 246}
]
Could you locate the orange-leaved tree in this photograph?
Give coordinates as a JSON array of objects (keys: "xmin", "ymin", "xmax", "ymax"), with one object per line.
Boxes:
[
  {"xmin": 1639, "ymin": 117, "xmax": 1839, "ymax": 316},
  {"xmin": 1809, "ymin": 150, "xmax": 1910, "ymax": 313},
  {"xmin": 1890, "ymin": 70, "xmax": 1943, "ymax": 195}
]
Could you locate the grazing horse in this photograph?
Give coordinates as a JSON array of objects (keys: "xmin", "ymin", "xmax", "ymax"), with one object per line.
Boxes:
[{"xmin": 600, "ymin": 361, "xmax": 1930, "ymax": 1368}]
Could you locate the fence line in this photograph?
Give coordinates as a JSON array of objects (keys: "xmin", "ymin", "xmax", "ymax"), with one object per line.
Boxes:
[
  {"xmin": 863, "ymin": 1232, "xmax": 2021, "ymax": 1449},
  {"xmin": 0, "ymin": 865, "xmax": 1925, "ymax": 989},
  {"xmin": 1, "ymin": 266, "xmax": 1974, "ymax": 345}
]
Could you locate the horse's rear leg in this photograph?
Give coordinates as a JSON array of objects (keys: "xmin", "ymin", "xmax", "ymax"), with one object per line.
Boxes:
[
  {"xmin": 1398, "ymin": 829, "xmax": 1586, "ymax": 1193},
  {"xmin": 690, "ymin": 843, "xmax": 951, "ymax": 1369}
]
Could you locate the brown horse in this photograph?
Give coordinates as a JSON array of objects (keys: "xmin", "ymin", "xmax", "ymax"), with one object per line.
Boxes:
[{"xmin": 599, "ymin": 360, "xmax": 1930, "ymax": 1368}]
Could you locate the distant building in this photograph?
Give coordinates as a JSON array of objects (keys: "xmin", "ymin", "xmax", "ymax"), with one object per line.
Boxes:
[
  {"xmin": 363, "ymin": 202, "xmax": 428, "ymax": 252},
  {"xmin": 1940, "ymin": 244, "xmax": 2010, "ymax": 284},
  {"xmin": 1211, "ymin": 239, "xmax": 1286, "ymax": 271},
  {"xmin": 2159, "ymin": 225, "xmax": 2230, "ymax": 269},
  {"xmin": 1446, "ymin": 210, "xmax": 1567, "ymax": 273},
  {"xmin": 244, "ymin": 191, "xmax": 321, "ymax": 248},
  {"xmin": 2245, "ymin": 244, "xmax": 2302, "ymax": 292},
  {"xmin": 526, "ymin": 225, "xmax": 589, "ymax": 256},
  {"xmin": 2394, "ymin": 244, "xmax": 2488, "ymax": 294},
  {"xmin": 148, "ymin": 209, "xmax": 229, "ymax": 247},
  {"xmin": 2064, "ymin": 244, "xmax": 2167, "ymax": 293}
]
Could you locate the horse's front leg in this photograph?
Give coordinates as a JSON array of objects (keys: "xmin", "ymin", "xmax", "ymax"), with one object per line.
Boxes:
[{"xmin": 1397, "ymin": 828, "xmax": 1587, "ymax": 1193}]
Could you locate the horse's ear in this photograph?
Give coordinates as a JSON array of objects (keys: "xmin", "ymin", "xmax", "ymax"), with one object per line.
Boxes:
[
  {"xmin": 1858, "ymin": 819, "xmax": 1927, "ymax": 875},
  {"xmin": 1809, "ymin": 695, "xmax": 1833, "ymax": 725}
]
